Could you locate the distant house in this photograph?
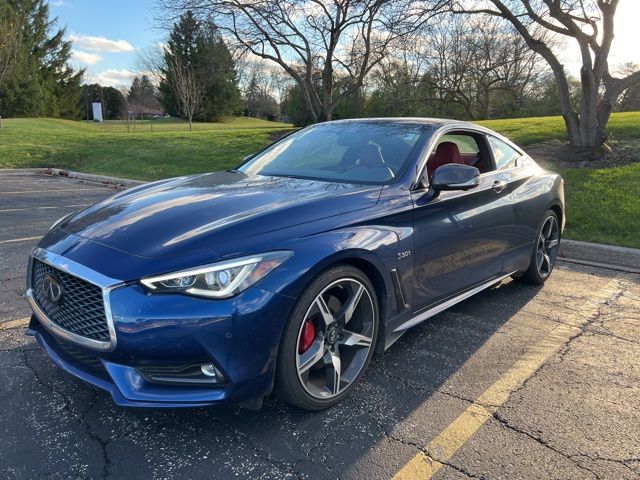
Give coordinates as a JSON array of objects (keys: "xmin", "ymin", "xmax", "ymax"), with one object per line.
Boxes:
[{"xmin": 127, "ymin": 104, "xmax": 164, "ymax": 119}]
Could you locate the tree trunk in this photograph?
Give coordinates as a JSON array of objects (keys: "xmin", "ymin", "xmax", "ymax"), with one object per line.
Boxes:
[
  {"xmin": 188, "ymin": 116, "xmax": 193, "ymax": 131},
  {"xmin": 596, "ymin": 94, "xmax": 616, "ymax": 148}
]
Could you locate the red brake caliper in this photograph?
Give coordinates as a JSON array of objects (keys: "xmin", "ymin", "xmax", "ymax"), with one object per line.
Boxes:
[{"xmin": 298, "ymin": 319, "xmax": 316, "ymax": 354}]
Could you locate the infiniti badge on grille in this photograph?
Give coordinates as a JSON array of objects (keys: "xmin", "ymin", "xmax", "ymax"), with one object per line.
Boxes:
[{"xmin": 43, "ymin": 275, "xmax": 63, "ymax": 304}]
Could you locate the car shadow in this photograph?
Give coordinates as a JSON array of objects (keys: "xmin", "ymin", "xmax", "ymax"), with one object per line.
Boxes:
[{"xmin": 5, "ymin": 269, "xmax": 615, "ymax": 479}]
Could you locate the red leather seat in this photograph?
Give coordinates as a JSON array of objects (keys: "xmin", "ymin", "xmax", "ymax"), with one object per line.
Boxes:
[{"xmin": 427, "ymin": 141, "xmax": 464, "ymax": 178}]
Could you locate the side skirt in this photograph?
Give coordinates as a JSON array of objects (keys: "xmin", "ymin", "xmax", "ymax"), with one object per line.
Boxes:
[{"xmin": 391, "ymin": 271, "xmax": 518, "ymax": 334}]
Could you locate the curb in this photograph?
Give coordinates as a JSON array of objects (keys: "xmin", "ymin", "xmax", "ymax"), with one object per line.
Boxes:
[
  {"xmin": 47, "ymin": 168, "xmax": 144, "ymax": 188},
  {"xmin": 0, "ymin": 168, "xmax": 50, "ymax": 174},
  {"xmin": 1, "ymin": 167, "xmax": 144, "ymax": 188},
  {"xmin": 559, "ymin": 239, "xmax": 640, "ymax": 273}
]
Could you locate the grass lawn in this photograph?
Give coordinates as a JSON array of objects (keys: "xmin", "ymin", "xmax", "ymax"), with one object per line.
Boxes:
[
  {"xmin": 0, "ymin": 112, "xmax": 638, "ymax": 248},
  {"xmin": 0, "ymin": 117, "xmax": 292, "ymax": 180},
  {"xmin": 476, "ymin": 111, "xmax": 640, "ymax": 145},
  {"xmin": 477, "ymin": 112, "xmax": 640, "ymax": 248},
  {"xmin": 562, "ymin": 162, "xmax": 640, "ymax": 249}
]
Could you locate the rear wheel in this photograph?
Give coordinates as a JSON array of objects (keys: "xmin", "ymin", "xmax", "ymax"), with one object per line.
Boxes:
[
  {"xmin": 275, "ymin": 265, "xmax": 378, "ymax": 410},
  {"xmin": 516, "ymin": 210, "xmax": 561, "ymax": 285}
]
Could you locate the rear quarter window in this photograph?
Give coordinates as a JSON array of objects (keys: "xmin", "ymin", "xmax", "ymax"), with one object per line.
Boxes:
[{"xmin": 489, "ymin": 136, "xmax": 521, "ymax": 170}]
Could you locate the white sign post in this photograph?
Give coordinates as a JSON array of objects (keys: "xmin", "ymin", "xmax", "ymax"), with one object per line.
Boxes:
[{"xmin": 92, "ymin": 102, "xmax": 104, "ymax": 122}]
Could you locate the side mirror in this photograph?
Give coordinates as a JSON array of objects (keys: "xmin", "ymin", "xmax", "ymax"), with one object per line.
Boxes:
[{"xmin": 430, "ymin": 164, "xmax": 480, "ymax": 191}]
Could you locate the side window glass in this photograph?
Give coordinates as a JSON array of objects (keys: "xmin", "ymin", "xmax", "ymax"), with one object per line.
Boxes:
[
  {"xmin": 438, "ymin": 134, "xmax": 480, "ymax": 157},
  {"xmin": 426, "ymin": 132, "xmax": 493, "ymax": 178},
  {"xmin": 489, "ymin": 136, "xmax": 520, "ymax": 170}
]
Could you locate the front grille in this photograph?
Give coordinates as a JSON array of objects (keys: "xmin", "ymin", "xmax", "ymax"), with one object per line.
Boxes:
[{"xmin": 31, "ymin": 259, "xmax": 110, "ymax": 342}]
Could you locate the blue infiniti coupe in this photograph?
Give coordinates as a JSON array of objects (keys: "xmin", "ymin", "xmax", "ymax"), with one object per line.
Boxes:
[{"xmin": 26, "ymin": 119, "xmax": 564, "ymax": 410}]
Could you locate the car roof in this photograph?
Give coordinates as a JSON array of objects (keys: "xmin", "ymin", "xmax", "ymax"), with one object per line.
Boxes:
[
  {"xmin": 323, "ymin": 117, "xmax": 470, "ymax": 126},
  {"xmin": 318, "ymin": 117, "xmax": 524, "ymax": 153},
  {"xmin": 322, "ymin": 117, "xmax": 498, "ymax": 132}
]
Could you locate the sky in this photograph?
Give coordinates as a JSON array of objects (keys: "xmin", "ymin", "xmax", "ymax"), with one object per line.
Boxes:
[
  {"xmin": 51, "ymin": 0, "xmax": 159, "ymax": 87},
  {"xmin": 52, "ymin": 0, "xmax": 640, "ymax": 89}
]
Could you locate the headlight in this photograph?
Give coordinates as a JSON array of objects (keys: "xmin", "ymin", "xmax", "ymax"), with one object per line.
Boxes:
[{"xmin": 140, "ymin": 251, "xmax": 292, "ymax": 299}]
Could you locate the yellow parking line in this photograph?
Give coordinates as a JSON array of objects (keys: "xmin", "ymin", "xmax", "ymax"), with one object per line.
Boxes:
[
  {"xmin": 392, "ymin": 278, "xmax": 621, "ymax": 480},
  {"xmin": 0, "ymin": 236, "xmax": 40, "ymax": 245},
  {"xmin": 0, "ymin": 317, "xmax": 30, "ymax": 330}
]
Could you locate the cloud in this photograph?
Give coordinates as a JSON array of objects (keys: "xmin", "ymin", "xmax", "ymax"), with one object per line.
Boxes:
[
  {"xmin": 69, "ymin": 33, "xmax": 135, "ymax": 53},
  {"xmin": 51, "ymin": 0, "xmax": 71, "ymax": 6},
  {"xmin": 88, "ymin": 69, "xmax": 136, "ymax": 87},
  {"xmin": 71, "ymin": 50, "xmax": 102, "ymax": 65}
]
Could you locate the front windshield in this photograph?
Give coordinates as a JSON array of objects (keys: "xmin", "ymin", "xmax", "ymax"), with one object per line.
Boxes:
[{"xmin": 238, "ymin": 122, "xmax": 429, "ymax": 184}]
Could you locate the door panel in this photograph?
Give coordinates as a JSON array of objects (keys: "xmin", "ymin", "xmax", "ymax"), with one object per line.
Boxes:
[{"xmin": 411, "ymin": 171, "xmax": 515, "ymax": 313}]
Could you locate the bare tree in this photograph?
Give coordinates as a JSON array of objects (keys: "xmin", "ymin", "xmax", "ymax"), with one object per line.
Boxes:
[
  {"xmin": 423, "ymin": 13, "xmax": 549, "ymax": 119},
  {"xmin": 451, "ymin": 0, "xmax": 640, "ymax": 157},
  {"xmin": 135, "ymin": 44, "xmax": 166, "ymax": 85},
  {"xmin": 616, "ymin": 62, "xmax": 640, "ymax": 112},
  {"xmin": 160, "ymin": 0, "xmax": 446, "ymax": 122},
  {"xmin": 167, "ymin": 53, "xmax": 204, "ymax": 130},
  {"xmin": 367, "ymin": 36, "xmax": 430, "ymax": 115}
]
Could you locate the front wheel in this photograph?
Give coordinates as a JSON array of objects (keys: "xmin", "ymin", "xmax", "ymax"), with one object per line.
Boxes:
[
  {"xmin": 515, "ymin": 209, "xmax": 561, "ymax": 285},
  {"xmin": 275, "ymin": 265, "xmax": 379, "ymax": 410}
]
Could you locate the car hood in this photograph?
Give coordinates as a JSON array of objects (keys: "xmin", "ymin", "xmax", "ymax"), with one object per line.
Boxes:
[{"xmin": 58, "ymin": 172, "xmax": 382, "ymax": 259}]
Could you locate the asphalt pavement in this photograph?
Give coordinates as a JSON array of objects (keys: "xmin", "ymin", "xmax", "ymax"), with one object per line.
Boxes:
[{"xmin": 1, "ymin": 171, "xmax": 638, "ymax": 480}]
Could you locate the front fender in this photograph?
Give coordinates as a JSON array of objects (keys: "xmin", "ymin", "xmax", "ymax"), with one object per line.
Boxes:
[{"xmin": 255, "ymin": 225, "xmax": 413, "ymax": 321}]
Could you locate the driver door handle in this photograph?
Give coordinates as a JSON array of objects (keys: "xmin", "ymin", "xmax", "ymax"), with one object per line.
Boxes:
[{"xmin": 492, "ymin": 180, "xmax": 507, "ymax": 193}]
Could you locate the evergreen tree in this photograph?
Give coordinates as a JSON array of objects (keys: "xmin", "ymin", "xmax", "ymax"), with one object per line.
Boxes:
[
  {"xmin": 0, "ymin": 0, "xmax": 83, "ymax": 118},
  {"xmin": 195, "ymin": 23, "xmax": 242, "ymax": 120},
  {"xmin": 80, "ymin": 83, "xmax": 103, "ymax": 120},
  {"xmin": 127, "ymin": 75, "xmax": 159, "ymax": 108},
  {"xmin": 159, "ymin": 11, "xmax": 199, "ymax": 117},
  {"xmin": 103, "ymin": 86, "xmax": 126, "ymax": 119},
  {"xmin": 281, "ymin": 85, "xmax": 315, "ymax": 126},
  {"xmin": 159, "ymin": 11, "xmax": 241, "ymax": 122},
  {"xmin": 79, "ymin": 84, "xmax": 126, "ymax": 120}
]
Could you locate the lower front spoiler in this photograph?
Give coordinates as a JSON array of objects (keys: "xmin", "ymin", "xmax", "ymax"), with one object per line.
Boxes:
[{"xmin": 28, "ymin": 321, "xmax": 272, "ymax": 408}]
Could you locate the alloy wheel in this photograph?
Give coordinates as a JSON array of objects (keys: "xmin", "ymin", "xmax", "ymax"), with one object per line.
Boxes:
[
  {"xmin": 536, "ymin": 215, "xmax": 560, "ymax": 278},
  {"xmin": 295, "ymin": 278, "xmax": 375, "ymax": 399}
]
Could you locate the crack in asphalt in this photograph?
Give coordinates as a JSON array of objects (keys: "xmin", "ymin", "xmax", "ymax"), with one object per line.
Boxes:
[
  {"xmin": 79, "ymin": 391, "xmax": 112, "ymax": 480},
  {"xmin": 491, "ymin": 412, "xmax": 601, "ymax": 479},
  {"xmin": 360, "ymin": 404, "xmax": 483, "ymax": 479},
  {"xmin": 570, "ymin": 453, "xmax": 640, "ymax": 474},
  {"xmin": 485, "ymin": 281, "xmax": 632, "ymax": 480},
  {"xmin": 304, "ymin": 442, "xmax": 337, "ymax": 477},
  {"xmin": 551, "ymin": 283, "xmax": 627, "ymax": 368},
  {"xmin": 360, "ymin": 280, "xmax": 634, "ymax": 480},
  {"xmin": 493, "ymin": 411, "xmax": 640, "ymax": 478},
  {"xmin": 2, "ymin": 271, "xmax": 637, "ymax": 479},
  {"xmin": 22, "ymin": 350, "xmax": 112, "ymax": 479},
  {"xmin": 211, "ymin": 416, "xmax": 305, "ymax": 479},
  {"xmin": 494, "ymin": 281, "xmax": 627, "ymax": 405},
  {"xmin": 586, "ymin": 328, "xmax": 640, "ymax": 346}
]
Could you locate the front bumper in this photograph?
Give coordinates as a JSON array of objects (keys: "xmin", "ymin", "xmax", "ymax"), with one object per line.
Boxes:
[{"xmin": 26, "ymin": 250, "xmax": 296, "ymax": 408}]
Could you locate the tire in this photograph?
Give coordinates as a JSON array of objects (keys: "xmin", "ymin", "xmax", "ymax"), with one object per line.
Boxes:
[
  {"xmin": 275, "ymin": 265, "xmax": 379, "ymax": 410},
  {"xmin": 516, "ymin": 209, "xmax": 561, "ymax": 285}
]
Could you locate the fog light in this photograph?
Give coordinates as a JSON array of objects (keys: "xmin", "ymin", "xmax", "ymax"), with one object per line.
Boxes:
[{"xmin": 200, "ymin": 363, "xmax": 218, "ymax": 377}]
